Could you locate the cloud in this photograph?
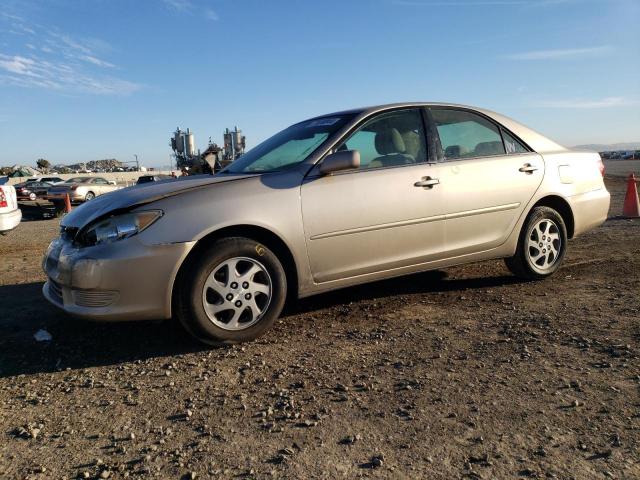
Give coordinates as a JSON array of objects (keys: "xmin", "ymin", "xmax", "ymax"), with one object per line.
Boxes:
[
  {"xmin": 0, "ymin": 12, "xmax": 141, "ymax": 95},
  {"xmin": 162, "ymin": 1, "xmax": 220, "ymax": 21},
  {"xmin": 503, "ymin": 46, "xmax": 612, "ymax": 60},
  {"xmin": 204, "ymin": 8, "xmax": 219, "ymax": 21},
  {"xmin": 393, "ymin": 0, "xmax": 600, "ymax": 6},
  {"xmin": 536, "ymin": 97, "xmax": 637, "ymax": 108},
  {"xmin": 391, "ymin": 0, "xmax": 573, "ymax": 5},
  {"xmin": 81, "ymin": 55, "xmax": 115, "ymax": 68},
  {"xmin": 0, "ymin": 55, "xmax": 35, "ymax": 75},
  {"xmin": 393, "ymin": 0, "xmax": 528, "ymax": 5},
  {"xmin": 162, "ymin": 0, "xmax": 193, "ymax": 12},
  {"xmin": 0, "ymin": 54, "xmax": 142, "ymax": 95}
]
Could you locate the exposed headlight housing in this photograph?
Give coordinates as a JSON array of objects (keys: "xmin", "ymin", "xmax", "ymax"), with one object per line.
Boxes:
[{"xmin": 78, "ymin": 210, "xmax": 163, "ymax": 246}]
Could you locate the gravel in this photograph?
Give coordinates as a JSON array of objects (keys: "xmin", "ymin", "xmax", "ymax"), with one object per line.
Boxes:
[{"xmin": 0, "ymin": 176, "xmax": 638, "ymax": 478}]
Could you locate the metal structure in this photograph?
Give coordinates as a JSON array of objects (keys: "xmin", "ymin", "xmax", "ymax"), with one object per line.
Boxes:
[
  {"xmin": 223, "ymin": 127, "xmax": 246, "ymax": 164},
  {"xmin": 169, "ymin": 126, "xmax": 247, "ymax": 173},
  {"xmin": 170, "ymin": 127, "xmax": 200, "ymax": 169}
]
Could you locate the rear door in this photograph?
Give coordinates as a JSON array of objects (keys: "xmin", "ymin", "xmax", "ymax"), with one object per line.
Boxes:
[
  {"xmin": 428, "ymin": 107, "xmax": 544, "ymax": 256},
  {"xmin": 301, "ymin": 108, "xmax": 446, "ymax": 283}
]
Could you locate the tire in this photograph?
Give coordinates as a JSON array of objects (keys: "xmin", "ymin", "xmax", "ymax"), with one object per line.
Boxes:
[
  {"xmin": 176, "ymin": 237, "xmax": 287, "ymax": 345},
  {"xmin": 29, "ymin": 192, "xmax": 36, "ymax": 201},
  {"xmin": 85, "ymin": 191, "xmax": 95, "ymax": 201},
  {"xmin": 505, "ymin": 206, "xmax": 567, "ymax": 280}
]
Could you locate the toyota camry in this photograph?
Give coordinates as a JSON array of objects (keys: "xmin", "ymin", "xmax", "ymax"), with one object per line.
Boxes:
[{"xmin": 42, "ymin": 103, "xmax": 610, "ymax": 344}]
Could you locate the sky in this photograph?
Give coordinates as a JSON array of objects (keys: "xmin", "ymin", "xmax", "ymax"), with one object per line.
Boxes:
[{"xmin": 0, "ymin": 0, "xmax": 638, "ymax": 169}]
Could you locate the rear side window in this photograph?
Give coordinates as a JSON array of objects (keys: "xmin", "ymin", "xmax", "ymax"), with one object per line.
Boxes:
[
  {"xmin": 502, "ymin": 130, "xmax": 529, "ymax": 154},
  {"xmin": 431, "ymin": 109, "xmax": 506, "ymax": 160}
]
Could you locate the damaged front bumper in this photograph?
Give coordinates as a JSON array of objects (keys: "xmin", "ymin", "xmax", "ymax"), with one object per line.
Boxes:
[{"xmin": 42, "ymin": 235, "xmax": 194, "ymax": 321}]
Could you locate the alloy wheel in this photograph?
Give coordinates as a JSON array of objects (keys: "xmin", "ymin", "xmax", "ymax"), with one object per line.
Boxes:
[
  {"xmin": 201, "ymin": 257, "xmax": 272, "ymax": 331},
  {"xmin": 526, "ymin": 219, "xmax": 562, "ymax": 272}
]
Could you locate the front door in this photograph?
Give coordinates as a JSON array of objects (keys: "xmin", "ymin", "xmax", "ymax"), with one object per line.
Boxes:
[{"xmin": 300, "ymin": 108, "xmax": 446, "ymax": 283}]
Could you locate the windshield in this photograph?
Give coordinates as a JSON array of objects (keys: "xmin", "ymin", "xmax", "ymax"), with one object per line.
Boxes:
[{"xmin": 224, "ymin": 114, "xmax": 354, "ymax": 173}]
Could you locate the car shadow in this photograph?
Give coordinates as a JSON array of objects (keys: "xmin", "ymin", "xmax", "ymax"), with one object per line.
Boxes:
[
  {"xmin": 0, "ymin": 271, "xmax": 525, "ymax": 378},
  {"xmin": 0, "ymin": 282, "xmax": 205, "ymax": 379},
  {"xmin": 286, "ymin": 269, "xmax": 523, "ymax": 316}
]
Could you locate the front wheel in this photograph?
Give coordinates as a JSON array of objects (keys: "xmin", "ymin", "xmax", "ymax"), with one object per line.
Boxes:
[
  {"xmin": 505, "ymin": 206, "xmax": 567, "ymax": 280},
  {"xmin": 176, "ymin": 237, "xmax": 287, "ymax": 345},
  {"xmin": 84, "ymin": 191, "xmax": 95, "ymax": 201}
]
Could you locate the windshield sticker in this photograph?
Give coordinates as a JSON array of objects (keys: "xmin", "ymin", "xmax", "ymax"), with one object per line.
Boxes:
[{"xmin": 305, "ymin": 117, "xmax": 340, "ymax": 128}]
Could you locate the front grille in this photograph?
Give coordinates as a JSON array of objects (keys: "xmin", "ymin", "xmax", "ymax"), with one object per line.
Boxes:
[
  {"xmin": 48, "ymin": 280, "xmax": 63, "ymax": 304},
  {"xmin": 72, "ymin": 290, "xmax": 118, "ymax": 308}
]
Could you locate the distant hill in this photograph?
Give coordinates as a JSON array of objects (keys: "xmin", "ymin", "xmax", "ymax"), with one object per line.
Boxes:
[{"xmin": 572, "ymin": 142, "xmax": 640, "ymax": 152}]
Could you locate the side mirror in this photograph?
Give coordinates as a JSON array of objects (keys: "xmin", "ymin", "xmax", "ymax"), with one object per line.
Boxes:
[{"xmin": 319, "ymin": 150, "xmax": 360, "ymax": 175}]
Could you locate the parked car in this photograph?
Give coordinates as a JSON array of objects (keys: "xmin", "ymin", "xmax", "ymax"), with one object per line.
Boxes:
[
  {"xmin": 26, "ymin": 176, "xmax": 65, "ymax": 185},
  {"xmin": 42, "ymin": 102, "xmax": 610, "ymax": 345},
  {"xmin": 15, "ymin": 181, "xmax": 54, "ymax": 201},
  {"xmin": 47, "ymin": 176, "xmax": 120, "ymax": 204},
  {"xmin": 136, "ymin": 174, "xmax": 173, "ymax": 185},
  {"xmin": 0, "ymin": 183, "xmax": 21, "ymax": 234}
]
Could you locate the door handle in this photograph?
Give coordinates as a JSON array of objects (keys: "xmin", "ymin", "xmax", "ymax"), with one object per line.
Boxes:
[
  {"xmin": 519, "ymin": 163, "xmax": 538, "ymax": 174},
  {"xmin": 414, "ymin": 177, "xmax": 440, "ymax": 188}
]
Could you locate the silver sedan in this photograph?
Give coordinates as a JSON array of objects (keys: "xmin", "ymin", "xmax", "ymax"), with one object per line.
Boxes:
[
  {"xmin": 47, "ymin": 176, "xmax": 120, "ymax": 203},
  {"xmin": 42, "ymin": 103, "xmax": 610, "ymax": 344}
]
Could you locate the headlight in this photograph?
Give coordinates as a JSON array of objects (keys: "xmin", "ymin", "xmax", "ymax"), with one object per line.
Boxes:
[{"xmin": 79, "ymin": 210, "xmax": 163, "ymax": 246}]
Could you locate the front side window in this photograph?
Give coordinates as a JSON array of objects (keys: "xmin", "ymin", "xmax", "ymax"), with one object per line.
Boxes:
[
  {"xmin": 224, "ymin": 115, "xmax": 354, "ymax": 174},
  {"xmin": 431, "ymin": 109, "xmax": 506, "ymax": 160},
  {"xmin": 337, "ymin": 109, "xmax": 427, "ymax": 169}
]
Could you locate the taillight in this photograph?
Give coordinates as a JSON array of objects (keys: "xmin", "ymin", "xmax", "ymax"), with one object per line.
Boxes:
[
  {"xmin": 0, "ymin": 188, "xmax": 7, "ymax": 208},
  {"xmin": 597, "ymin": 158, "xmax": 605, "ymax": 177}
]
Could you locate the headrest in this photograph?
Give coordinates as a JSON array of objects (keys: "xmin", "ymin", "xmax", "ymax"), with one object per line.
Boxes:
[
  {"xmin": 444, "ymin": 145, "xmax": 469, "ymax": 159},
  {"xmin": 375, "ymin": 128, "xmax": 405, "ymax": 155},
  {"xmin": 474, "ymin": 141, "xmax": 503, "ymax": 156},
  {"xmin": 401, "ymin": 131, "xmax": 421, "ymax": 159}
]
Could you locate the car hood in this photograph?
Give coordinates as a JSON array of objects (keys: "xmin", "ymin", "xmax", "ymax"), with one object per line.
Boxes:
[{"xmin": 61, "ymin": 173, "xmax": 256, "ymax": 229}]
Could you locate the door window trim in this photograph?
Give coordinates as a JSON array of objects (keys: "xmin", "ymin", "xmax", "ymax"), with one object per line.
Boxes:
[{"xmin": 425, "ymin": 106, "xmax": 533, "ymax": 162}]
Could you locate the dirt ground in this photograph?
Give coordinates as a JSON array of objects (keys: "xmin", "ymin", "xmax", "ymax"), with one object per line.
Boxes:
[{"xmin": 0, "ymin": 176, "xmax": 638, "ymax": 480}]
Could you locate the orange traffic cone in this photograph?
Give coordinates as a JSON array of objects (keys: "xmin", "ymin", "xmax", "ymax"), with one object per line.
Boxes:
[
  {"xmin": 622, "ymin": 173, "xmax": 640, "ymax": 218},
  {"xmin": 64, "ymin": 192, "xmax": 72, "ymax": 213}
]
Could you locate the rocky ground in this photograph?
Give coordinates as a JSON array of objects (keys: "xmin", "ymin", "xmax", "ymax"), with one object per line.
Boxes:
[{"xmin": 0, "ymin": 176, "xmax": 638, "ymax": 479}]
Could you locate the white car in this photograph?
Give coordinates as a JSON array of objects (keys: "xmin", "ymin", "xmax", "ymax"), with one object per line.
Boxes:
[{"xmin": 0, "ymin": 184, "xmax": 22, "ymax": 234}]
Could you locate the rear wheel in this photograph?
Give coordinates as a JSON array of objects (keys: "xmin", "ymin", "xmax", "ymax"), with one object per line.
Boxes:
[
  {"xmin": 176, "ymin": 237, "xmax": 287, "ymax": 345},
  {"xmin": 29, "ymin": 192, "xmax": 36, "ymax": 201},
  {"xmin": 505, "ymin": 206, "xmax": 567, "ymax": 280}
]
